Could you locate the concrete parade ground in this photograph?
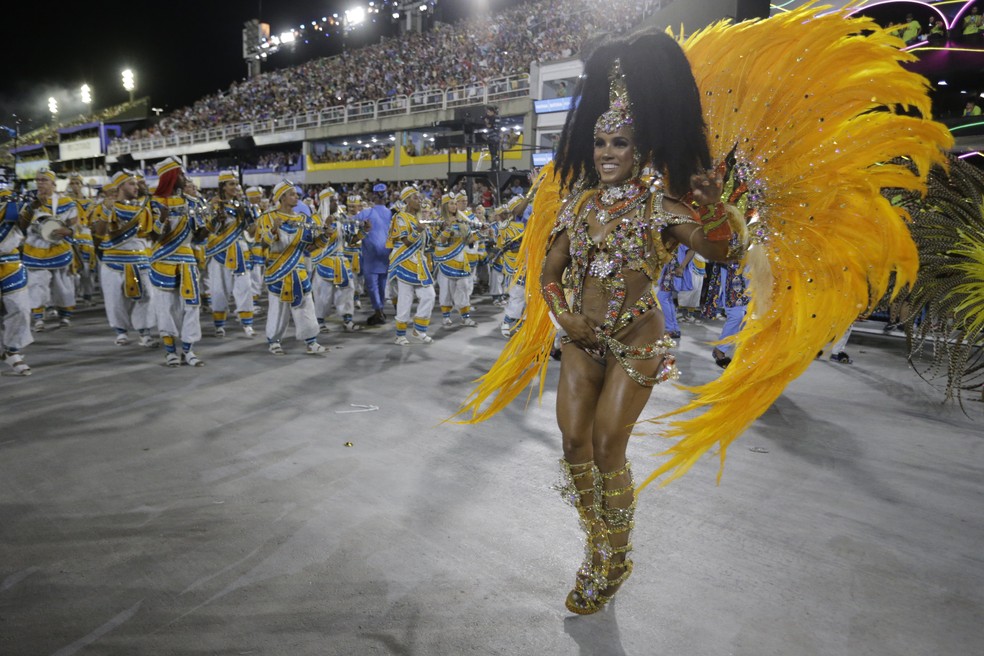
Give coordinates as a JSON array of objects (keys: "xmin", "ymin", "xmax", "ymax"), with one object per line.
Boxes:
[{"xmin": 1, "ymin": 298, "xmax": 982, "ymax": 656}]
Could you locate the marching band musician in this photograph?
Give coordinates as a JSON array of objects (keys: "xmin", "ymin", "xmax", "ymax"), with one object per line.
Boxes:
[
  {"xmin": 90, "ymin": 171, "xmax": 158, "ymax": 348},
  {"xmin": 65, "ymin": 173, "xmax": 97, "ymax": 306},
  {"xmin": 134, "ymin": 171, "xmax": 150, "ymax": 198},
  {"xmin": 420, "ymin": 196, "xmax": 437, "ymax": 278},
  {"xmin": 387, "ymin": 186, "xmax": 436, "ymax": 345},
  {"xmin": 466, "ymin": 203, "xmax": 488, "ymax": 298},
  {"xmin": 433, "ymin": 191, "xmax": 478, "ymax": 328},
  {"xmin": 340, "ymin": 197, "xmax": 366, "ymax": 311},
  {"xmin": 487, "ymin": 205, "xmax": 511, "ymax": 306},
  {"xmin": 498, "ymin": 195, "xmax": 529, "ymax": 337},
  {"xmin": 256, "ymin": 180, "xmax": 330, "ymax": 355},
  {"xmin": 245, "ymin": 186, "xmax": 267, "ymax": 314},
  {"xmin": 205, "ymin": 171, "xmax": 257, "ymax": 338},
  {"xmin": 20, "ymin": 168, "xmax": 78, "ymax": 331},
  {"xmin": 183, "ymin": 177, "xmax": 211, "ymax": 310},
  {"xmin": 310, "ymin": 188, "xmax": 361, "ymax": 334},
  {"xmin": 0, "ymin": 188, "xmax": 34, "ymax": 375},
  {"xmin": 149, "ymin": 157, "xmax": 207, "ymax": 367}
]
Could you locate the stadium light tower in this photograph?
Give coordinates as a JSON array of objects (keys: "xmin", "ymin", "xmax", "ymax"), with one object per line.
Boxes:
[
  {"xmin": 121, "ymin": 68, "xmax": 135, "ymax": 103},
  {"xmin": 81, "ymin": 83, "xmax": 92, "ymax": 107},
  {"xmin": 48, "ymin": 96, "xmax": 58, "ymax": 119},
  {"xmin": 344, "ymin": 7, "xmax": 366, "ymax": 29}
]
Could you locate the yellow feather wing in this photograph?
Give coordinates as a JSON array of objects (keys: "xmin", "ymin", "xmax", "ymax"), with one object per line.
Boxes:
[
  {"xmin": 638, "ymin": 3, "xmax": 953, "ymax": 489},
  {"xmin": 454, "ymin": 163, "xmax": 565, "ymax": 422}
]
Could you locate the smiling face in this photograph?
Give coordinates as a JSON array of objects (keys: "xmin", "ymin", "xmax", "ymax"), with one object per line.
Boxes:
[
  {"xmin": 220, "ymin": 180, "xmax": 241, "ymax": 201},
  {"xmin": 593, "ymin": 126, "xmax": 636, "ymax": 185}
]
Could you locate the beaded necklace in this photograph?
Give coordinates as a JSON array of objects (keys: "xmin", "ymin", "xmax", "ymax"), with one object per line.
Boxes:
[{"xmin": 595, "ymin": 178, "xmax": 649, "ymax": 225}]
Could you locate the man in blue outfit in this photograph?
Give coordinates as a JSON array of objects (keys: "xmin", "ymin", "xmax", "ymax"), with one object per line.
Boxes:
[{"xmin": 358, "ymin": 183, "xmax": 392, "ymax": 325}]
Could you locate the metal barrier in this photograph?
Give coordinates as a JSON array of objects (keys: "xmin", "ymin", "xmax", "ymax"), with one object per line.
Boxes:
[
  {"xmin": 107, "ymin": 73, "xmax": 530, "ymax": 157},
  {"xmin": 377, "ymin": 95, "xmax": 409, "ymax": 119}
]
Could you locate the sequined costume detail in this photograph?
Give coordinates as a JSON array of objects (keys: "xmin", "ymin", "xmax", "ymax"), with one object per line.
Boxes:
[{"xmin": 551, "ymin": 177, "xmax": 695, "ymax": 386}]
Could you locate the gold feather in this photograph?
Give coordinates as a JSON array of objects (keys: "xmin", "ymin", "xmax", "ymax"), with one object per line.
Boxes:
[
  {"xmin": 454, "ymin": 4, "xmax": 954, "ymax": 490},
  {"xmin": 638, "ymin": 3, "xmax": 953, "ymax": 488},
  {"xmin": 454, "ymin": 163, "xmax": 565, "ymax": 421}
]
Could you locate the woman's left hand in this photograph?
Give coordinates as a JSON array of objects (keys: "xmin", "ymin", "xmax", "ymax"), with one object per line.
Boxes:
[{"xmin": 689, "ymin": 166, "xmax": 724, "ymax": 206}]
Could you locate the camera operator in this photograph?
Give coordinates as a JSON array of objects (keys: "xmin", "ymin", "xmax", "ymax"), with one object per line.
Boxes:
[{"xmin": 484, "ymin": 105, "xmax": 501, "ymax": 171}]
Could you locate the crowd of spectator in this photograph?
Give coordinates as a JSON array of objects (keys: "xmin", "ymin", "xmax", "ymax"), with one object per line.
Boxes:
[
  {"xmin": 0, "ymin": 99, "xmax": 143, "ymax": 167},
  {"xmin": 311, "ymin": 144, "xmax": 394, "ymax": 163},
  {"xmin": 131, "ymin": 0, "xmax": 663, "ymax": 138},
  {"xmin": 255, "ymin": 151, "xmax": 301, "ymax": 171}
]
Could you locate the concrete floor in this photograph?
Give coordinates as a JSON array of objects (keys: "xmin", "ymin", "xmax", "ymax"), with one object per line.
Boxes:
[{"xmin": 1, "ymin": 299, "xmax": 982, "ymax": 656}]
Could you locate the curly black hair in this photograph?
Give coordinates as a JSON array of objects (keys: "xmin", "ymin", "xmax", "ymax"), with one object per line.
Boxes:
[{"xmin": 554, "ymin": 28, "xmax": 711, "ymax": 198}]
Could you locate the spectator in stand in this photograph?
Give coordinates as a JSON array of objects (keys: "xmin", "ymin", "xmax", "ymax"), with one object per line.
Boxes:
[
  {"xmin": 123, "ymin": 0, "xmax": 653, "ymax": 140},
  {"xmin": 962, "ymin": 5, "xmax": 982, "ymax": 42}
]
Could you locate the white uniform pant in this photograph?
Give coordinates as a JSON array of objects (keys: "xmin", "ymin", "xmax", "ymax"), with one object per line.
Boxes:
[
  {"xmin": 100, "ymin": 264, "xmax": 155, "ymax": 333},
  {"xmin": 395, "ymin": 280, "xmax": 435, "ymax": 324},
  {"xmin": 504, "ymin": 280, "xmax": 527, "ymax": 320},
  {"xmin": 438, "ymin": 272, "xmax": 471, "ymax": 311},
  {"xmin": 832, "ymin": 325, "xmax": 853, "ymax": 354},
  {"xmin": 26, "ymin": 267, "xmax": 75, "ymax": 309},
  {"xmin": 489, "ymin": 267, "xmax": 505, "ymax": 297},
  {"xmin": 312, "ymin": 276, "xmax": 355, "ymax": 320},
  {"xmin": 152, "ymin": 286, "xmax": 202, "ymax": 343},
  {"xmin": 266, "ymin": 292, "xmax": 319, "ymax": 343},
  {"xmin": 1, "ymin": 287, "xmax": 34, "ymax": 352},
  {"xmin": 207, "ymin": 260, "xmax": 253, "ymax": 316},
  {"xmin": 76, "ymin": 267, "xmax": 97, "ymax": 299},
  {"xmin": 250, "ymin": 264, "xmax": 265, "ymax": 298}
]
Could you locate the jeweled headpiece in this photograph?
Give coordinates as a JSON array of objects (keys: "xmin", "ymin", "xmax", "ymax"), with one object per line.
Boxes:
[{"xmin": 594, "ymin": 59, "xmax": 634, "ymax": 136}]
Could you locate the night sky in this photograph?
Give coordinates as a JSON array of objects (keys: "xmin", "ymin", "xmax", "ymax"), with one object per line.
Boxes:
[
  {"xmin": 0, "ymin": 0, "xmax": 508, "ymax": 134},
  {"xmin": 3, "ymin": 0, "xmax": 980, "ymax": 133}
]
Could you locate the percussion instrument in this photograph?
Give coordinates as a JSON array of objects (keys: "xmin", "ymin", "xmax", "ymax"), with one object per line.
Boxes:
[{"xmin": 37, "ymin": 215, "xmax": 70, "ymax": 244}]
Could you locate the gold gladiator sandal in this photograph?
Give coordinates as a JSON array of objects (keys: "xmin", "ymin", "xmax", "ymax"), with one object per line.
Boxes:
[
  {"xmin": 596, "ymin": 461, "xmax": 636, "ymax": 607},
  {"xmin": 557, "ymin": 459, "xmax": 611, "ymax": 615}
]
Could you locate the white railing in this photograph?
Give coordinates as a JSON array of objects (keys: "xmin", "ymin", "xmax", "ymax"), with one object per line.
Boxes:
[{"xmin": 107, "ymin": 73, "xmax": 531, "ymax": 157}]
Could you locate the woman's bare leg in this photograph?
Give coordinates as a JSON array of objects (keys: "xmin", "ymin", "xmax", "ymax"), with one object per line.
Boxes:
[
  {"xmin": 556, "ymin": 343, "xmax": 611, "ymax": 613},
  {"xmin": 590, "ymin": 355, "xmax": 663, "ymax": 599},
  {"xmin": 557, "ymin": 343, "xmax": 607, "ymax": 463}
]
